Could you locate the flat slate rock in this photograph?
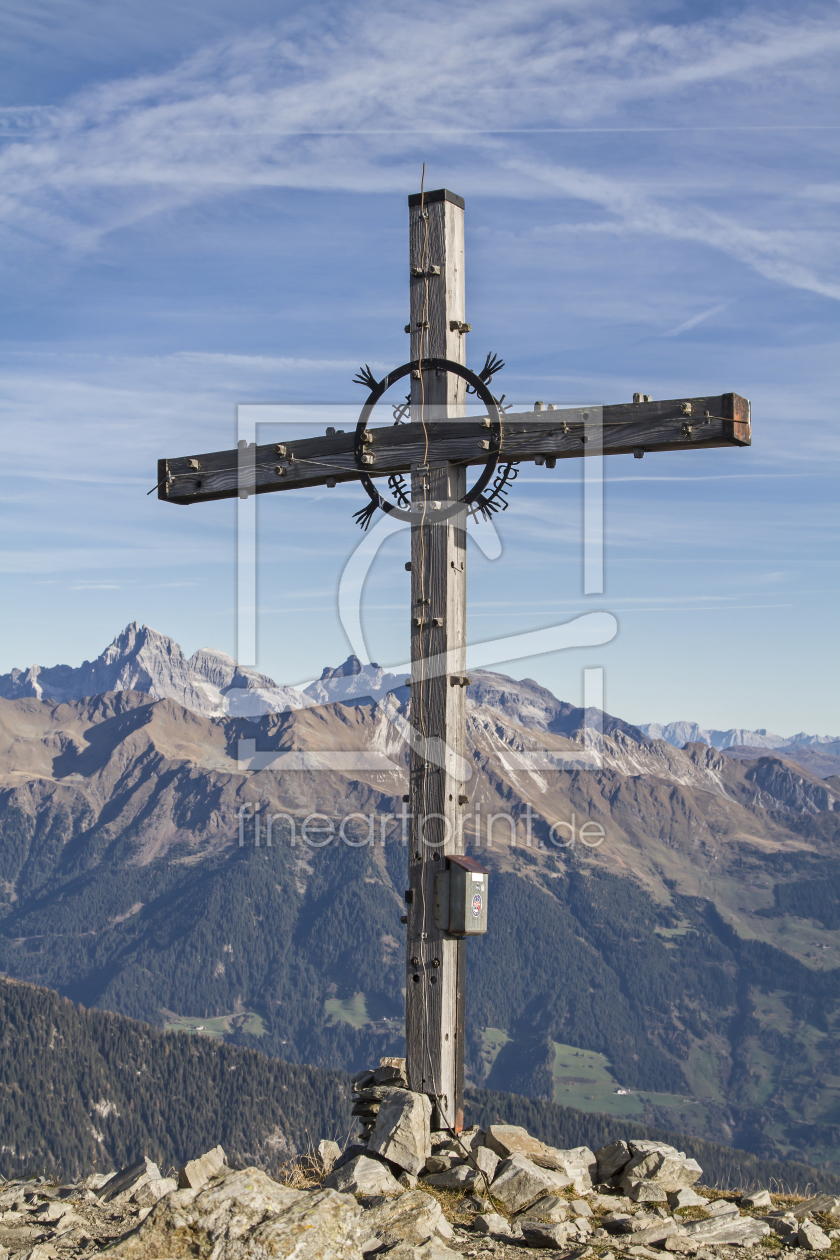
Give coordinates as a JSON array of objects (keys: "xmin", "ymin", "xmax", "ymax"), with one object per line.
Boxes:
[
  {"xmin": 684, "ymin": 1214, "xmax": 770, "ymax": 1246},
  {"xmin": 792, "ymin": 1196, "xmax": 840, "ymax": 1220},
  {"xmin": 422, "ymin": 1164, "xmax": 478, "ymax": 1189}
]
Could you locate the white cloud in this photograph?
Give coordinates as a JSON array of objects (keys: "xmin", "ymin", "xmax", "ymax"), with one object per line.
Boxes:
[{"xmin": 0, "ymin": 0, "xmax": 837, "ymax": 299}]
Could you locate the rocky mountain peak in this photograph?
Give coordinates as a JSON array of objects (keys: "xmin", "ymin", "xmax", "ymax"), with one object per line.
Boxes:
[
  {"xmin": 0, "ymin": 624, "xmax": 305, "ymax": 718},
  {"xmin": 317, "ymin": 655, "xmax": 372, "ymax": 680}
]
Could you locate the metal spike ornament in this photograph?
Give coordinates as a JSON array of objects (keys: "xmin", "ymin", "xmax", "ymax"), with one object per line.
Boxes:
[
  {"xmin": 352, "ymin": 364, "xmax": 379, "ymax": 391},
  {"xmin": 469, "ymin": 461, "xmax": 519, "ymax": 521},
  {"xmin": 349, "ymin": 355, "xmax": 506, "ymax": 529}
]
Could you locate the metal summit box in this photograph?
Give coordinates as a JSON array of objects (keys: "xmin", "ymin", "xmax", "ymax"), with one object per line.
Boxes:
[{"xmin": 435, "ymin": 854, "xmax": 489, "ymax": 936}]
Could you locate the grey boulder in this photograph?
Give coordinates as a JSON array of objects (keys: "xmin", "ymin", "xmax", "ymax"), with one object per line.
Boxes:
[
  {"xmin": 367, "ymin": 1089, "xmax": 432, "ymax": 1177},
  {"xmin": 318, "ymin": 1139, "xmax": 342, "ymax": 1174},
  {"xmin": 423, "ymin": 1164, "xmax": 478, "ymax": 1189},
  {"xmin": 621, "ymin": 1150, "xmax": 702, "ymax": 1193},
  {"xmin": 470, "ymin": 1145, "xmax": 500, "ymax": 1181},
  {"xmin": 325, "ymin": 1154, "xmax": 405, "ymax": 1197},
  {"xmin": 706, "ymin": 1198, "xmax": 740, "ymax": 1217},
  {"xmin": 799, "ymin": 1221, "xmax": 832, "ymax": 1250},
  {"xmin": 626, "ymin": 1217, "xmax": 681, "ymax": 1246},
  {"xmin": 762, "ymin": 1213, "xmax": 797, "ymax": 1238},
  {"xmin": 359, "ymin": 1189, "xmax": 453, "ymax": 1253},
  {"xmin": 519, "ymin": 1219, "xmax": 575, "ymax": 1249},
  {"xmin": 178, "ymin": 1144, "xmax": 228, "ymax": 1190},
  {"xmin": 522, "ymin": 1195, "xmax": 568, "ymax": 1223},
  {"xmin": 490, "ymin": 1155, "xmax": 576, "ymax": 1214},
  {"xmin": 740, "ymin": 1190, "xmax": 772, "ymax": 1209},
  {"xmin": 98, "ymin": 1157, "xmax": 163, "ymax": 1204},
  {"xmin": 474, "ymin": 1212, "xmax": 512, "ymax": 1237},
  {"xmin": 101, "ymin": 1167, "xmax": 363, "ymax": 1259},
  {"xmin": 595, "ymin": 1140, "xmax": 631, "ymax": 1181},
  {"xmin": 483, "ymin": 1125, "xmax": 594, "ymax": 1189},
  {"xmin": 131, "ymin": 1176, "xmax": 178, "ymax": 1208},
  {"xmin": 669, "ymin": 1187, "xmax": 708, "ymax": 1209},
  {"xmin": 628, "ymin": 1179, "xmax": 669, "ymax": 1203}
]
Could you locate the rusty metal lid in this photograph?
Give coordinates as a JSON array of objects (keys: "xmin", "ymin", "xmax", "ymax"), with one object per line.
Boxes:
[{"xmin": 448, "ymin": 854, "xmax": 489, "ymax": 875}]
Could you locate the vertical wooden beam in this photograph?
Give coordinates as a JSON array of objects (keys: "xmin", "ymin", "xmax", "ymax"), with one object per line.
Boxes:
[
  {"xmin": 408, "ymin": 188, "xmax": 466, "ymax": 416},
  {"xmin": 405, "ymin": 189, "xmax": 468, "ymax": 1131}
]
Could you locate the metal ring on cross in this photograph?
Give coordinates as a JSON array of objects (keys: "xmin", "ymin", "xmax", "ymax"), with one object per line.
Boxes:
[{"xmin": 354, "ymin": 358, "xmax": 502, "ymax": 524}]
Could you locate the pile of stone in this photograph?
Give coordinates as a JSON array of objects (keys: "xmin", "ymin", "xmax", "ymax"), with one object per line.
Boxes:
[
  {"xmin": 4, "ymin": 1059, "xmax": 840, "ymax": 1260},
  {"xmin": 351, "ymin": 1056, "xmax": 411, "ymax": 1145}
]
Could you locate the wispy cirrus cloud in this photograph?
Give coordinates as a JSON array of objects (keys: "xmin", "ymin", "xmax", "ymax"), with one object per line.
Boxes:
[{"xmin": 0, "ymin": 0, "xmax": 837, "ymax": 299}]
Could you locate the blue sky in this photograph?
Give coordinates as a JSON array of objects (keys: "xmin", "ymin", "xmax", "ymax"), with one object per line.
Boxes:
[{"xmin": 0, "ymin": 0, "xmax": 838, "ymax": 735}]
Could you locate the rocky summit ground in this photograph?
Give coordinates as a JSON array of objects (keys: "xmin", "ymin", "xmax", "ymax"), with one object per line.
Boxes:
[{"xmin": 5, "ymin": 1059, "xmax": 840, "ymax": 1260}]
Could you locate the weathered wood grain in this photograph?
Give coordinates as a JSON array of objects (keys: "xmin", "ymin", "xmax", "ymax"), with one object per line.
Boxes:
[
  {"xmin": 409, "ymin": 192, "xmax": 466, "ymax": 416},
  {"xmin": 405, "ymin": 461, "xmax": 467, "ymax": 1130},
  {"xmin": 404, "ymin": 189, "xmax": 468, "ymax": 1130},
  {"xmin": 159, "ymin": 393, "xmax": 751, "ymax": 504}
]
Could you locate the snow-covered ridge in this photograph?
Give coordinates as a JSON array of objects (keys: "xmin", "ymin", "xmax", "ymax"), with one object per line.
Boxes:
[
  {"xmin": 0, "ymin": 622, "xmax": 307, "ymax": 719},
  {"xmin": 1, "ymin": 624, "xmax": 835, "ymax": 757},
  {"xmin": 639, "ymin": 719, "xmax": 839, "ymax": 753}
]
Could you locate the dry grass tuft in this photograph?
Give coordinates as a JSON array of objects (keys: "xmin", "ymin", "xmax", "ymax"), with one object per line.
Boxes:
[{"xmin": 274, "ymin": 1143, "xmax": 328, "ymax": 1190}]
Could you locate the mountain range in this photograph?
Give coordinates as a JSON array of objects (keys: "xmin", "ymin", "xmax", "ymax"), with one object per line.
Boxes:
[
  {"xmin": 2, "ymin": 624, "xmax": 840, "ymax": 1173},
  {"xmin": 4, "ymin": 623, "xmax": 837, "ymax": 759},
  {"xmin": 640, "ymin": 719, "xmax": 840, "ymax": 755}
]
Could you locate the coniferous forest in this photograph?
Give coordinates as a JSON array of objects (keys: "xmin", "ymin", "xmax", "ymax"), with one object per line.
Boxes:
[{"xmin": 3, "ymin": 975, "xmax": 840, "ymax": 1195}]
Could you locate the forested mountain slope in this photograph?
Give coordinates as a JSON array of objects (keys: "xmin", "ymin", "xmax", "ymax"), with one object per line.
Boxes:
[
  {"xmin": 3, "ymin": 975, "xmax": 839, "ymax": 1195},
  {"xmin": 2, "ymin": 628, "xmax": 840, "ymax": 1172}
]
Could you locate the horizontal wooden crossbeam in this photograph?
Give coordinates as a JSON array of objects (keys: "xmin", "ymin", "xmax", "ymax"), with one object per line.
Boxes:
[{"xmin": 158, "ymin": 393, "xmax": 750, "ymax": 505}]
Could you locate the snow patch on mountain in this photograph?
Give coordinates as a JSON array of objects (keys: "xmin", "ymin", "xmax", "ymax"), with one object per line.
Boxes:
[
  {"xmin": 639, "ymin": 719, "xmax": 839, "ymax": 752},
  {"xmin": 0, "ymin": 623, "xmax": 308, "ymax": 718}
]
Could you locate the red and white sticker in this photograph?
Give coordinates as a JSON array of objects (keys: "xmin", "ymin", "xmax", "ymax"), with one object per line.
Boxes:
[{"xmin": 471, "ymin": 891, "xmax": 483, "ymax": 918}]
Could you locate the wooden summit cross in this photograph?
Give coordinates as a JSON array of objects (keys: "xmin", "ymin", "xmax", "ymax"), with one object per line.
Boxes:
[{"xmin": 157, "ymin": 186, "xmax": 751, "ymax": 1134}]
